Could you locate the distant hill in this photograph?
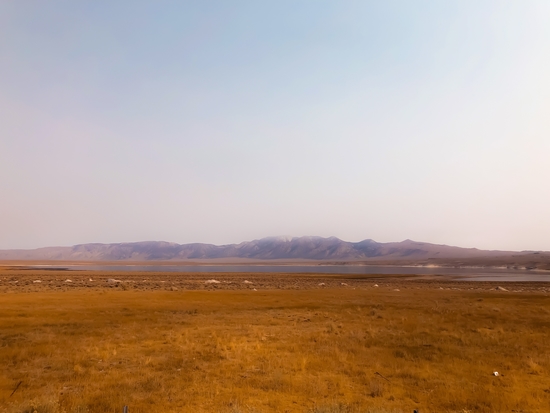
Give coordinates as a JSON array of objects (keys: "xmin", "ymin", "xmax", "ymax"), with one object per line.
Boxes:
[{"xmin": 0, "ymin": 236, "xmax": 541, "ymax": 262}]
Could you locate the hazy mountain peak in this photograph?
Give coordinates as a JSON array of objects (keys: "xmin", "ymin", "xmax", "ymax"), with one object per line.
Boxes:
[
  {"xmin": 259, "ymin": 236, "xmax": 294, "ymax": 242},
  {"xmin": 0, "ymin": 236, "xmax": 534, "ymax": 262}
]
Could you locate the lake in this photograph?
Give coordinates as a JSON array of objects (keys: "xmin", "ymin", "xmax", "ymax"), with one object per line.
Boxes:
[{"xmin": 27, "ymin": 264, "xmax": 550, "ymax": 282}]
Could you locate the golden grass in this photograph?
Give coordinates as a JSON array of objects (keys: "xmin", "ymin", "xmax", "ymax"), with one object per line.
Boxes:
[{"xmin": 1, "ymin": 286, "xmax": 549, "ymax": 412}]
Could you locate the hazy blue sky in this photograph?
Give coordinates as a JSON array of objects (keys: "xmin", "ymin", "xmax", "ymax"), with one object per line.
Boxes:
[{"xmin": 1, "ymin": 1, "xmax": 549, "ymax": 250}]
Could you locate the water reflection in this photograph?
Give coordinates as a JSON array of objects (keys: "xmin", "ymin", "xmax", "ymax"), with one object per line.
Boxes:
[{"xmin": 31, "ymin": 264, "xmax": 550, "ymax": 282}]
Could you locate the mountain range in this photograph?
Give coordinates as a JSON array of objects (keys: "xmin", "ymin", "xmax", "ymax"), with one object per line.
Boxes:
[{"xmin": 0, "ymin": 236, "xmax": 546, "ymax": 264}]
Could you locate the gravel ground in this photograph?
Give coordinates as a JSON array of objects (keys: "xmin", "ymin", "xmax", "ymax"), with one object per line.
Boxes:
[{"xmin": 1, "ymin": 268, "xmax": 549, "ymax": 294}]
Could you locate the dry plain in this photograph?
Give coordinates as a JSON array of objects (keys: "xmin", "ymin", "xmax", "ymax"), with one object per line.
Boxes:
[{"xmin": 1, "ymin": 268, "xmax": 549, "ymax": 413}]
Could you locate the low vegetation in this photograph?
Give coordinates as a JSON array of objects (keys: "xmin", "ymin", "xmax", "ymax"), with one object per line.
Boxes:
[{"xmin": 1, "ymin": 280, "xmax": 549, "ymax": 412}]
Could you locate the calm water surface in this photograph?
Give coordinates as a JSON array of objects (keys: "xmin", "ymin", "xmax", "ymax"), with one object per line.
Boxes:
[{"xmin": 33, "ymin": 264, "xmax": 550, "ymax": 282}]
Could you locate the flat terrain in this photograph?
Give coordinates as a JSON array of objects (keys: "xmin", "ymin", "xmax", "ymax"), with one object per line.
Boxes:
[
  {"xmin": 1, "ymin": 268, "xmax": 550, "ymax": 293},
  {"xmin": 1, "ymin": 269, "xmax": 549, "ymax": 413}
]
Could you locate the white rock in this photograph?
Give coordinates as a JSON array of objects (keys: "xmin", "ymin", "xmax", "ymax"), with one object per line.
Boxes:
[
  {"xmin": 493, "ymin": 371, "xmax": 499, "ymax": 376},
  {"xmin": 243, "ymin": 280, "xmax": 253, "ymax": 284},
  {"xmin": 373, "ymin": 284, "xmax": 379, "ymax": 287},
  {"xmin": 33, "ymin": 280, "xmax": 42, "ymax": 283},
  {"xmin": 107, "ymin": 278, "xmax": 122, "ymax": 283},
  {"xmin": 65, "ymin": 279, "xmax": 72, "ymax": 283},
  {"xmin": 318, "ymin": 283, "xmax": 325, "ymax": 286},
  {"xmin": 205, "ymin": 279, "xmax": 220, "ymax": 284},
  {"xmin": 341, "ymin": 283, "xmax": 348, "ymax": 286},
  {"xmin": 495, "ymin": 286, "xmax": 508, "ymax": 291}
]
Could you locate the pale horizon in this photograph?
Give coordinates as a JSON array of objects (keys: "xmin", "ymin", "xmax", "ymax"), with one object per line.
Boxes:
[{"xmin": 2, "ymin": 1, "xmax": 550, "ymax": 251}]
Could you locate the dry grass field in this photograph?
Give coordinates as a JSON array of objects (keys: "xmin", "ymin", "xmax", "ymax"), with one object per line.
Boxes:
[{"xmin": 1, "ymin": 270, "xmax": 549, "ymax": 413}]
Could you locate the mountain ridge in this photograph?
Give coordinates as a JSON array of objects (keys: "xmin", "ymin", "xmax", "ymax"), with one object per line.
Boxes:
[{"xmin": 0, "ymin": 236, "xmax": 541, "ymax": 262}]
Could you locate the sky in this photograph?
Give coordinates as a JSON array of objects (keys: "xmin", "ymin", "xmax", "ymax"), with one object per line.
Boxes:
[{"xmin": 1, "ymin": 1, "xmax": 550, "ymax": 251}]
